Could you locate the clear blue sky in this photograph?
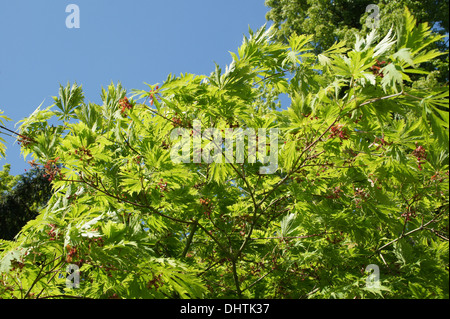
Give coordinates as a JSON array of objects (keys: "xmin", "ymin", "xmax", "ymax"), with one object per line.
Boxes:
[{"xmin": 0, "ymin": 0, "xmax": 270, "ymax": 176}]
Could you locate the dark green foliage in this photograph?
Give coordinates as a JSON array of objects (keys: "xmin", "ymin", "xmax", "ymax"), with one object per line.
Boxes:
[
  {"xmin": 0, "ymin": 166, "xmax": 53, "ymax": 240},
  {"xmin": 265, "ymin": 0, "xmax": 449, "ymax": 82}
]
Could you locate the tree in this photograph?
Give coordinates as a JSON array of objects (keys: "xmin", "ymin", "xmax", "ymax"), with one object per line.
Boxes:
[
  {"xmin": 0, "ymin": 115, "xmax": 53, "ymax": 241},
  {"xmin": 0, "ymin": 8, "xmax": 448, "ymax": 299},
  {"xmin": 265, "ymin": 0, "xmax": 449, "ymax": 83},
  {"xmin": 0, "ymin": 165, "xmax": 53, "ymax": 241},
  {"xmin": 0, "ymin": 164, "xmax": 19, "ymax": 194}
]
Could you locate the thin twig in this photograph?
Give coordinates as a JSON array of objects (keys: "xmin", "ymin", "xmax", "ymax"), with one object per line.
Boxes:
[
  {"xmin": 76, "ymin": 174, "xmax": 195, "ymax": 226},
  {"xmin": 24, "ymin": 254, "xmax": 63, "ymax": 299},
  {"xmin": 425, "ymin": 228, "xmax": 449, "ymax": 241},
  {"xmin": 180, "ymin": 220, "xmax": 199, "ymax": 258},
  {"xmin": 359, "ymin": 92, "xmax": 404, "ymax": 107},
  {"xmin": 250, "ymin": 231, "xmax": 337, "ymax": 241},
  {"xmin": 376, "ymin": 208, "xmax": 446, "ymax": 253},
  {"xmin": 0, "ymin": 125, "xmax": 36, "ymax": 142},
  {"xmin": 38, "ymin": 295, "xmax": 90, "ymax": 299},
  {"xmin": 241, "ymin": 269, "xmax": 274, "ymax": 293}
]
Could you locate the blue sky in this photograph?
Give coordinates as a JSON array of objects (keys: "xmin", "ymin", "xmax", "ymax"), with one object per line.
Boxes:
[{"xmin": 0, "ymin": 0, "xmax": 270, "ymax": 176}]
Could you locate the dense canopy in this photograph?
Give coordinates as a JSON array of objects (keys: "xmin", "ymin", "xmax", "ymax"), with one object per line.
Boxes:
[{"xmin": 0, "ymin": 8, "xmax": 448, "ymax": 299}]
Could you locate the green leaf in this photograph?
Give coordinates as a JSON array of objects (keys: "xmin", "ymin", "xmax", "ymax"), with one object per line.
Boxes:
[
  {"xmin": 280, "ymin": 213, "xmax": 300, "ymax": 237},
  {"xmin": 381, "ymin": 63, "xmax": 403, "ymax": 93},
  {"xmin": 53, "ymin": 82, "xmax": 85, "ymax": 121}
]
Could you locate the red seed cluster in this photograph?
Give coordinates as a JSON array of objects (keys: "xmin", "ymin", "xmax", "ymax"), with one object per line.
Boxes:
[
  {"xmin": 431, "ymin": 171, "xmax": 447, "ymax": 183},
  {"xmin": 10, "ymin": 260, "xmax": 25, "ymax": 272},
  {"xmin": 300, "ymin": 113, "xmax": 319, "ymax": 121},
  {"xmin": 412, "ymin": 144, "xmax": 427, "ymax": 170},
  {"xmin": 47, "ymin": 224, "xmax": 58, "ymax": 241},
  {"xmin": 156, "ymin": 178, "xmax": 168, "ymax": 192},
  {"xmin": 329, "ymin": 124, "xmax": 349, "ymax": 140},
  {"xmin": 372, "ymin": 136, "xmax": 391, "ymax": 151},
  {"xmin": 119, "ymin": 97, "xmax": 133, "ymax": 116},
  {"xmin": 17, "ymin": 135, "xmax": 34, "ymax": 147},
  {"xmin": 370, "ymin": 60, "xmax": 388, "ymax": 78},
  {"xmin": 401, "ymin": 206, "xmax": 417, "ymax": 222},
  {"xmin": 69, "ymin": 146, "xmax": 94, "ymax": 165},
  {"xmin": 28, "ymin": 159, "xmax": 39, "ymax": 168},
  {"xmin": 171, "ymin": 114, "xmax": 193, "ymax": 129},
  {"xmin": 43, "ymin": 158, "xmax": 61, "ymax": 181},
  {"xmin": 146, "ymin": 273, "xmax": 164, "ymax": 290},
  {"xmin": 325, "ymin": 186, "xmax": 343, "ymax": 199},
  {"xmin": 354, "ymin": 188, "xmax": 369, "ymax": 208},
  {"xmin": 172, "ymin": 117, "xmax": 183, "ymax": 127},
  {"xmin": 200, "ymin": 197, "xmax": 213, "ymax": 217},
  {"xmin": 65, "ymin": 245, "xmax": 78, "ymax": 264},
  {"xmin": 149, "ymin": 86, "xmax": 159, "ymax": 106},
  {"xmin": 134, "ymin": 155, "xmax": 142, "ymax": 165},
  {"xmin": 161, "ymin": 140, "xmax": 170, "ymax": 150}
]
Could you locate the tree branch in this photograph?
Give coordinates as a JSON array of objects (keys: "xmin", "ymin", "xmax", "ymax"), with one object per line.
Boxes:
[
  {"xmin": 180, "ymin": 220, "xmax": 199, "ymax": 258},
  {"xmin": 241, "ymin": 269, "xmax": 274, "ymax": 293},
  {"xmin": 231, "ymin": 260, "xmax": 242, "ymax": 298},
  {"xmin": 376, "ymin": 207, "xmax": 447, "ymax": 253}
]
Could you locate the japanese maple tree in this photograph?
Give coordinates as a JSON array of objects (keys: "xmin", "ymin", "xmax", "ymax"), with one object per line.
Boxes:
[{"xmin": 0, "ymin": 8, "xmax": 448, "ymax": 299}]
